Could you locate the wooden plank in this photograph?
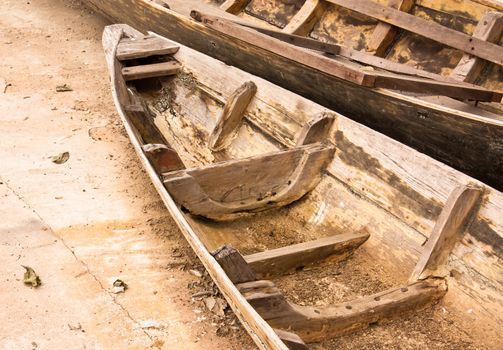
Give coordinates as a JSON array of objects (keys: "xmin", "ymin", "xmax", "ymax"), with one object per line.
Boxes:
[
  {"xmin": 238, "ymin": 278, "xmax": 447, "ymax": 342},
  {"xmin": 325, "ymin": 0, "xmax": 503, "ymax": 66},
  {"xmin": 195, "ymin": 14, "xmax": 502, "ymax": 102},
  {"xmin": 103, "ymin": 24, "xmax": 288, "ymax": 350},
  {"xmin": 122, "ymin": 61, "xmax": 181, "ymax": 81},
  {"xmin": 162, "ymin": 143, "xmax": 335, "ymax": 220},
  {"xmin": 273, "ymin": 329, "xmax": 308, "ymax": 350},
  {"xmin": 220, "ymin": 0, "xmax": 249, "ymax": 14},
  {"xmin": 237, "ymin": 21, "xmax": 474, "ymax": 83},
  {"xmin": 244, "ymin": 231, "xmax": 369, "ymax": 277},
  {"xmin": 451, "ymin": 12, "xmax": 503, "ymax": 83},
  {"xmin": 366, "ymin": 0, "xmax": 414, "ymax": 57},
  {"xmin": 117, "ymin": 34, "xmax": 179, "ymax": 60},
  {"xmin": 212, "ymin": 245, "xmax": 257, "ymax": 284},
  {"xmin": 410, "ymin": 185, "xmax": 483, "ymax": 281},
  {"xmin": 209, "ymin": 81, "xmax": 257, "ymax": 151},
  {"xmin": 283, "ymin": 0, "xmax": 325, "ymax": 35}
]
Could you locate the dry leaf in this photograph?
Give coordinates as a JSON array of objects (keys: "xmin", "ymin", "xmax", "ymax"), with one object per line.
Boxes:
[
  {"xmin": 112, "ymin": 279, "xmax": 127, "ymax": 294},
  {"xmin": 56, "ymin": 84, "xmax": 73, "ymax": 92},
  {"xmin": 22, "ymin": 265, "xmax": 41, "ymax": 287},
  {"xmin": 51, "ymin": 152, "xmax": 70, "ymax": 164}
]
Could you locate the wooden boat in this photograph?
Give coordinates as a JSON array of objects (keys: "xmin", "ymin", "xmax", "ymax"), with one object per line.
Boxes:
[
  {"xmin": 103, "ymin": 24, "xmax": 503, "ymax": 349},
  {"xmin": 85, "ymin": 0, "xmax": 503, "ymax": 191}
]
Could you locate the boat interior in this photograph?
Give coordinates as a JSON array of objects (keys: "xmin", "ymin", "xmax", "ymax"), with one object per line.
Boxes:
[
  {"xmin": 197, "ymin": 0, "xmax": 503, "ymax": 91},
  {"xmin": 104, "ymin": 24, "xmax": 503, "ymax": 349}
]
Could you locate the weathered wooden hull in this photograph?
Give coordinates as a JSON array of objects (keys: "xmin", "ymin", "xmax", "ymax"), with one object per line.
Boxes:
[
  {"xmin": 86, "ymin": 0, "xmax": 503, "ymax": 190},
  {"xmin": 104, "ymin": 24, "xmax": 503, "ymax": 349}
]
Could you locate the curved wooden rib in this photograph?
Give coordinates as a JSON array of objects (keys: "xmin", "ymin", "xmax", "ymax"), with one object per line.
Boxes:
[
  {"xmin": 209, "ymin": 81, "xmax": 257, "ymax": 151},
  {"xmin": 283, "ymin": 0, "xmax": 325, "ymax": 35},
  {"xmin": 162, "ymin": 143, "xmax": 335, "ymax": 220},
  {"xmin": 221, "ymin": 0, "xmax": 250, "ymax": 14},
  {"xmin": 296, "ymin": 112, "xmax": 335, "ymax": 145},
  {"xmin": 238, "ymin": 278, "xmax": 447, "ymax": 342}
]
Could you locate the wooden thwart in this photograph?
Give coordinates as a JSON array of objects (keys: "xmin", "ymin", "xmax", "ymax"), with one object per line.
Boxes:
[
  {"xmin": 283, "ymin": 0, "xmax": 325, "ymax": 36},
  {"xmin": 451, "ymin": 12, "xmax": 503, "ymax": 83},
  {"xmin": 122, "ymin": 61, "xmax": 181, "ymax": 81},
  {"xmin": 238, "ymin": 278, "xmax": 447, "ymax": 342},
  {"xmin": 117, "ymin": 34, "xmax": 179, "ymax": 60},
  {"xmin": 192, "ymin": 12, "xmax": 502, "ymax": 102},
  {"xmin": 162, "ymin": 143, "xmax": 335, "ymax": 220},
  {"xmin": 410, "ymin": 185, "xmax": 482, "ymax": 281},
  {"xmin": 325, "ymin": 0, "xmax": 503, "ymax": 66},
  {"xmin": 209, "ymin": 81, "xmax": 257, "ymax": 151},
  {"xmin": 244, "ymin": 231, "xmax": 370, "ymax": 277},
  {"xmin": 366, "ymin": 0, "xmax": 414, "ymax": 56}
]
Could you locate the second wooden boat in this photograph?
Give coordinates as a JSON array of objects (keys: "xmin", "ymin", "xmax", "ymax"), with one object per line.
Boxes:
[
  {"xmin": 103, "ymin": 24, "xmax": 503, "ymax": 350},
  {"xmin": 84, "ymin": 0, "xmax": 503, "ymax": 190}
]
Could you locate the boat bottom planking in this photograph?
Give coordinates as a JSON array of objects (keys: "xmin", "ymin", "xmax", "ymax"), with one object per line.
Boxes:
[{"xmin": 103, "ymin": 24, "xmax": 503, "ymax": 349}]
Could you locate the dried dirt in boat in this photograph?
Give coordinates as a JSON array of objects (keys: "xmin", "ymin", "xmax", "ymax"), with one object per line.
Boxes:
[{"xmin": 273, "ymin": 248, "xmax": 396, "ymax": 306}]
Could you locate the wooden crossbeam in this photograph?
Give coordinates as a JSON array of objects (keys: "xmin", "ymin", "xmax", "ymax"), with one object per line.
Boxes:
[
  {"xmin": 283, "ymin": 0, "xmax": 325, "ymax": 36},
  {"xmin": 451, "ymin": 12, "xmax": 503, "ymax": 83},
  {"xmin": 244, "ymin": 231, "xmax": 369, "ymax": 277},
  {"xmin": 410, "ymin": 185, "xmax": 482, "ymax": 281},
  {"xmin": 122, "ymin": 61, "xmax": 181, "ymax": 81},
  {"xmin": 117, "ymin": 34, "xmax": 179, "ymax": 60},
  {"xmin": 220, "ymin": 0, "xmax": 249, "ymax": 14},
  {"xmin": 238, "ymin": 278, "xmax": 447, "ymax": 342},
  {"xmin": 209, "ymin": 81, "xmax": 257, "ymax": 151},
  {"xmin": 325, "ymin": 0, "xmax": 503, "ymax": 66},
  {"xmin": 366, "ymin": 0, "xmax": 414, "ymax": 57},
  {"xmin": 162, "ymin": 143, "xmax": 335, "ymax": 220},
  {"xmin": 192, "ymin": 13, "xmax": 502, "ymax": 102}
]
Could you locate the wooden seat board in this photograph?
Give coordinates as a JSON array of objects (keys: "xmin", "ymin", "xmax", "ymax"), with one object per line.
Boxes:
[
  {"xmin": 117, "ymin": 34, "xmax": 179, "ymax": 60},
  {"xmin": 122, "ymin": 61, "xmax": 181, "ymax": 81}
]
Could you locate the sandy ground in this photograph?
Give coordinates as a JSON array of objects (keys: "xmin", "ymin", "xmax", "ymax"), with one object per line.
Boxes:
[{"xmin": 0, "ymin": 0, "xmax": 253, "ymax": 349}]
